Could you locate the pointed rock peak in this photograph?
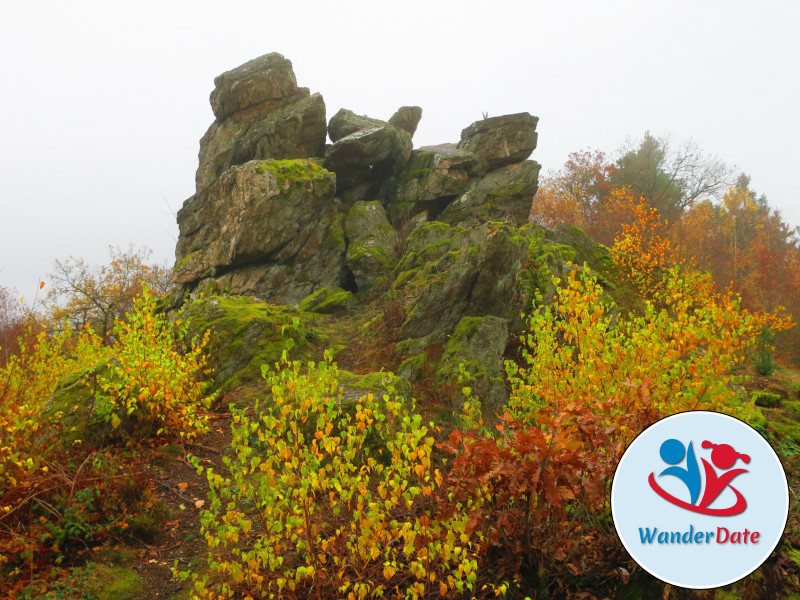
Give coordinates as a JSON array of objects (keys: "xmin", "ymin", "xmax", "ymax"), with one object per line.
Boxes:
[
  {"xmin": 388, "ymin": 106, "xmax": 422, "ymax": 138},
  {"xmin": 210, "ymin": 52, "xmax": 301, "ymax": 121}
]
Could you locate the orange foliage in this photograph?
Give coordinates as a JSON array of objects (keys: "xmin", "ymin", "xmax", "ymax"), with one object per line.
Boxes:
[
  {"xmin": 674, "ymin": 186, "xmax": 800, "ymax": 360},
  {"xmin": 530, "ymin": 150, "xmax": 616, "ymax": 241},
  {"xmin": 610, "ymin": 191, "xmax": 678, "ymax": 299}
]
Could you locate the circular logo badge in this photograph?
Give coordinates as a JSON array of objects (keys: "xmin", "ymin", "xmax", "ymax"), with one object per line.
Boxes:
[{"xmin": 611, "ymin": 411, "xmax": 788, "ymax": 589}]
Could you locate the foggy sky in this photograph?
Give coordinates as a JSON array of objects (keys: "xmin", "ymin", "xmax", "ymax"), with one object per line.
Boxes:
[{"xmin": 2, "ymin": 0, "xmax": 798, "ymax": 303}]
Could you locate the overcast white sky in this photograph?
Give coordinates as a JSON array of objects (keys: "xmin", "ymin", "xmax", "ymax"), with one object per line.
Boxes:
[{"xmin": 1, "ymin": 1, "xmax": 799, "ymax": 303}]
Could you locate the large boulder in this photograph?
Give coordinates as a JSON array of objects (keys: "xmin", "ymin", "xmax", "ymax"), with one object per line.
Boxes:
[
  {"xmin": 203, "ymin": 201, "xmax": 348, "ymax": 305},
  {"xmin": 392, "ymin": 221, "xmax": 529, "ymax": 341},
  {"xmin": 438, "ymin": 160, "xmax": 541, "ymax": 226},
  {"xmin": 181, "ymin": 295, "xmax": 314, "ymax": 390},
  {"xmin": 210, "ymin": 52, "xmax": 303, "ymax": 121},
  {"xmin": 391, "ymin": 144, "xmax": 478, "ymax": 204},
  {"xmin": 457, "ymin": 112, "xmax": 539, "ymax": 172},
  {"xmin": 174, "ymin": 159, "xmax": 348, "ymax": 304},
  {"xmin": 195, "ymin": 53, "xmax": 327, "ymax": 192},
  {"xmin": 327, "ymin": 109, "xmax": 387, "ymax": 143},
  {"xmin": 324, "ymin": 126, "xmax": 412, "ymax": 189},
  {"xmin": 344, "ymin": 201, "xmax": 398, "ymax": 290}
]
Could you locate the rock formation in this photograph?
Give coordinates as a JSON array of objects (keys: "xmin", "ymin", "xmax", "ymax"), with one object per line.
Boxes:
[{"xmin": 174, "ymin": 52, "xmax": 610, "ymax": 407}]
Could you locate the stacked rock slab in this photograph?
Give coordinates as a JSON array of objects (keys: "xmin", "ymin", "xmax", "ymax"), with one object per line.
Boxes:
[
  {"xmin": 173, "ymin": 52, "xmax": 554, "ymax": 402},
  {"xmin": 195, "ymin": 53, "xmax": 328, "ymax": 193}
]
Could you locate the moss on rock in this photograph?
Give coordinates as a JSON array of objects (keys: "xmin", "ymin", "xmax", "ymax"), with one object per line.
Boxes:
[
  {"xmin": 544, "ymin": 223, "xmax": 613, "ymax": 274},
  {"xmin": 254, "ymin": 158, "xmax": 330, "ymax": 186},
  {"xmin": 752, "ymin": 390, "xmax": 783, "ymax": 408},
  {"xmin": 299, "ymin": 286, "xmax": 356, "ymax": 314},
  {"xmin": 398, "ymin": 353, "xmax": 426, "ymax": 382},
  {"xmin": 181, "ymin": 295, "xmax": 316, "ymax": 390},
  {"xmin": 344, "ymin": 201, "xmax": 399, "ymax": 290},
  {"xmin": 337, "ymin": 369, "xmax": 412, "ymax": 401},
  {"xmin": 435, "ymin": 316, "xmax": 509, "ymax": 409}
]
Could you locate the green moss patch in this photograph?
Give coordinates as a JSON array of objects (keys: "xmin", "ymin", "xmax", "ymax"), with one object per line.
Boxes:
[
  {"xmin": 182, "ymin": 295, "xmax": 317, "ymax": 391},
  {"xmin": 254, "ymin": 159, "xmax": 330, "ymax": 186},
  {"xmin": 752, "ymin": 390, "xmax": 782, "ymax": 408},
  {"xmin": 299, "ymin": 286, "xmax": 356, "ymax": 314},
  {"xmin": 20, "ymin": 563, "xmax": 142, "ymax": 600}
]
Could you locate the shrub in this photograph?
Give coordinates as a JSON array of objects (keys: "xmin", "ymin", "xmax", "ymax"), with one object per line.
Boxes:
[
  {"xmin": 1, "ymin": 288, "xmax": 214, "ymax": 594},
  {"xmin": 181, "ymin": 350, "xmax": 485, "ymax": 600},
  {"xmin": 439, "ymin": 263, "xmax": 775, "ymax": 595},
  {"xmin": 95, "ymin": 288, "xmax": 214, "ymax": 440}
]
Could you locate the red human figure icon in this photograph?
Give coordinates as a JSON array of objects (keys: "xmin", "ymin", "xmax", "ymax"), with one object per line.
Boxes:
[{"xmin": 698, "ymin": 441, "xmax": 750, "ymax": 510}]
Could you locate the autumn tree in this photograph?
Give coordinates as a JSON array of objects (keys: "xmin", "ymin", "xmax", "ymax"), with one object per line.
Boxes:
[
  {"xmin": 530, "ymin": 149, "xmax": 616, "ymax": 233},
  {"xmin": 46, "ymin": 246, "xmax": 172, "ymax": 337},
  {"xmin": 0, "ymin": 286, "xmax": 24, "ymax": 363},
  {"xmin": 674, "ymin": 176, "xmax": 800, "ymax": 361}
]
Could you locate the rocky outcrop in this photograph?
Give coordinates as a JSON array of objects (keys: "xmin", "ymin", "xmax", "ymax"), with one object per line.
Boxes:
[{"xmin": 173, "ymin": 52, "xmax": 562, "ymax": 403}]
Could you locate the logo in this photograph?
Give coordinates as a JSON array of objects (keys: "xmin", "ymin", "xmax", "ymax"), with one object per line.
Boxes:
[
  {"xmin": 612, "ymin": 411, "xmax": 788, "ymax": 589},
  {"xmin": 648, "ymin": 438, "xmax": 750, "ymax": 516}
]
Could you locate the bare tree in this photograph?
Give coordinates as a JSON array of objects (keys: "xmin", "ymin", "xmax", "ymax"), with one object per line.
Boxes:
[
  {"xmin": 47, "ymin": 246, "xmax": 172, "ymax": 337},
  {"xmin": 613, "ymin": 133, "xmax": 736, "ymax": 217},
  {"xmin": 668, "ymin": 138, "xmax": 737, "ymax": 205},
  {"xmin": 0, "ymin": 285, "xmax": 24, "ymax": 363}
]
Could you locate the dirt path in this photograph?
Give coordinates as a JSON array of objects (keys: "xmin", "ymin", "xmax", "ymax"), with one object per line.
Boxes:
[{"xmin": 132, "ymin": 408, "xmax": 233, "ymax": 598}]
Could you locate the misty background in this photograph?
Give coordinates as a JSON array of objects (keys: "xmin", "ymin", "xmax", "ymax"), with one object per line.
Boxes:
[{"xmin": 2, "ymin": 0, "xmax": 798, "ymax": 303}]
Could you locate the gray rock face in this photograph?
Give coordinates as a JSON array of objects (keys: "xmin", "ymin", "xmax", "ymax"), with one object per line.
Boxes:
[
  {"xmin": 324, "ymin": 126, "xmax": 412, "ymax": 189},
  {"xmin": 196, "ymin": 53, "xmax": 327, "ymax": 192},
  {"xmin": 391, "ymin": 144, "xmax": 478, "ymax": 204},
  {"xmin": 392, "ymin": 221, "xmax": 529, "ymax": 341},
  {"xmin": 175, "ymin": 159, "xmax": 347, "ymax": 304},
  {"xmin": 344, "ymin": 202, "xmax": 398, "ymax": 290},
  {"xmin": 436, "ymin": 316, "xmax": 509, "ymax": 409},
  {"xmin": 458, "ymin": 112, "xmax": 539, "ymax": 171},
  {"xmin": 438, "ymin": 160, "xmax": 541, "ymax": 226},
  {"xmin": 197, "ymin": 93, "xmax": 327, "ymax": 191}
]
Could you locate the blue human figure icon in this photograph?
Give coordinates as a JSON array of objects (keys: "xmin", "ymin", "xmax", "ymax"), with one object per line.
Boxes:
[{"xmin": 658, "ymin": 438, "xmax": 701, "ymax": 505}]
